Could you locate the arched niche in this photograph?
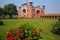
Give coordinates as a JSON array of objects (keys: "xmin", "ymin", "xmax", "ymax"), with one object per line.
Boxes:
[
  {"xmin": 23, "ymin": 9, "xmax": 26, "ymax": 13},
  {"xmin": 36, "ymin": 10, "xmax": 40, "ymax": 14}
]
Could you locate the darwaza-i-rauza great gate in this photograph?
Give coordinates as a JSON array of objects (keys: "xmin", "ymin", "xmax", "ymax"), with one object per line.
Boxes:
[{"xmin": 18, "ymin": 1, "xmax": 60, "ymax": 19}]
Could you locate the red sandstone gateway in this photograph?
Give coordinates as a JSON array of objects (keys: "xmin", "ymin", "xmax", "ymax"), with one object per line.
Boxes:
[{"xmin": 18, "ymin": 1, "xmax": 60, "ymax": 19}]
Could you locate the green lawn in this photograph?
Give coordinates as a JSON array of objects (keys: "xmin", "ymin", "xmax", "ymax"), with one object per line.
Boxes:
[{"xmin": 0, "ymin": 19, "xmax": 60, "ymax": 40}]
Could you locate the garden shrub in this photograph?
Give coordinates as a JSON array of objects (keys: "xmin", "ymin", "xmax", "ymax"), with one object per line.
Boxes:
[
  {"xmin": 51, "ymin": 17, "xmax": 60, "ymax": 34},
  {"xmin": 58, "ymin": 16, "xmax": 60, "ymax": 21},
  {"xmin": 6, "ymin": 23, "xmax": 43, "ymax": 40},
  {"xmin": 0, "ymin": 20, "xmax": 3, "ymax": 25}
]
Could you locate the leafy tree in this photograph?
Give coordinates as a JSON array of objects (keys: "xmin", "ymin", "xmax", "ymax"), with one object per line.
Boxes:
[
  {"xmin": 4, "ymin": 4, "xmax": 17, "ymax": 18},
  {"xmin": 0, "ymin": 8, "xmax": 3, "ymax": 16},
  {"xmin": 51, "ymin": 17, "xmax": 60, "ymax": 34}
]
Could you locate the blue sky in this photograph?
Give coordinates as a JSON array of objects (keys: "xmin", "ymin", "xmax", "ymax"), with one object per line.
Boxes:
[{"xmin": 0, "ymin": 0, "xmax": 60, "ymax": 14}]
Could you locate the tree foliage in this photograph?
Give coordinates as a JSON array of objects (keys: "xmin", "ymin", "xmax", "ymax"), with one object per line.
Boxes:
[
  {"xmin": 0, "ymin": 8, "xmax": 3, "ymax": 16},
  {"xmin": 4, "ymin": 4, "xmax": 17, "ymax": 18},
  {"xmin": 0, "ymin": 4, "xmax": 17, "ymax": 18}
]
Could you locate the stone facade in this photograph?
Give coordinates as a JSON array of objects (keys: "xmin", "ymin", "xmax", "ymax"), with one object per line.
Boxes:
[{"xmin": 18, "ymin": 2, "xmax": 60, "ymax": 19}]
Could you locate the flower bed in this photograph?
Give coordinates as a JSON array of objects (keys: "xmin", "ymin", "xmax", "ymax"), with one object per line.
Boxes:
[{"xmin": 6, "ymin": 23, "xmax": 43, "ymax": 40}]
